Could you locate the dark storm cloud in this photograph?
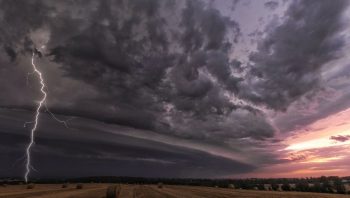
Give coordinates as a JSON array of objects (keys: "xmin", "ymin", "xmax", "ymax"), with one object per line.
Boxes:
[
  {"xmin": 264, "ymin": 1, "xmax": 279, "ymax": 11},
  {"xmin": 0, "ymin": 0, "xmax": 51, "ymax": 56},
  {"xmin": 0, "ymin": 0, "xmax": 276, "ymax": 146},
  {"xmin": 241, "ymin": 0, "xmax": 347, "ymax": 111},
  {"xmin": 3, "ymin": 46, "xmax": 17, "ymax": 62},
  {"xmin": 164, "ymin": 109, "xmax": 275, "ymax": 141},
  {"xmin": 38, "ymin": 0, "xmax": 271, "ymax": 142},
  {"xmin": 273, "ymin": 86, "xmax": 350, "ymax": 134},
  {"xmin": 0, "ymin": 131, "xmax": 254, "ymax": 178},
  {"xmin": 2, "ymin": 0, "xmax": 348, "ymax": 178},
  {"xmin": 0, "ymin": 109, "xmax": 254, "ymax": 178}
]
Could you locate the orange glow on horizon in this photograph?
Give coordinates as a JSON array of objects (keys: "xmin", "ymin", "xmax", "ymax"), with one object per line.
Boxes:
[
  {"xmin": 284, "ymin": 108, "xmax": 350, "ymax": 151},
  {"xmin": 242, "ymin": 108, "xmax": 350, "ymax": 178},
  {"xmin": 301, "ymin": 156, "xmax": 344, "ymax": 163}
]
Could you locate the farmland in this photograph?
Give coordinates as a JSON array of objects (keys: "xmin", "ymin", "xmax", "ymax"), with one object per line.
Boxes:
[{"xmin": 1, "ymin": 184, "xmax": 349, "ymax": 198}]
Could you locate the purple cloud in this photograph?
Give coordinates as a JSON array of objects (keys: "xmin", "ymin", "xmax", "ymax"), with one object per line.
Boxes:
[{"xmin": 330, "ymin": 135, "xmax": 350, "ymax": 142}]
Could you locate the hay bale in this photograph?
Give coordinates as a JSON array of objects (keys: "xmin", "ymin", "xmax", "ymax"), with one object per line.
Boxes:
[
  {"xmin": 228, "ymin": 184, "xmax": 235, "ymax": 189},
  {"xmin": 157, "ymin": 182, "xmax": 163, "ymax": 188},
  {"xmin": 106, "ymin": 186, "xmax": 117, "ymax": 198},
  {"xmin": 27, "ymin": 183, "xmax": 35, "ymax": 189},
  {"xmin": 62, "ymin": 183, "xmax": 69, "ymax": 188},
  {"xmin": 76, "ymin": 183, "xmax": 83, "ymax": 189},
  {"xmin": 106, "ymin": 185, "xmax": 121, "ymax": 198}
]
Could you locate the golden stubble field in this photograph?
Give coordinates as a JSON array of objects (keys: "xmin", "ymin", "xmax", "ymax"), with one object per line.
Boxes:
[{"xmin": 0, "ymin": 184, "xmax": 350, "ymax": 198}]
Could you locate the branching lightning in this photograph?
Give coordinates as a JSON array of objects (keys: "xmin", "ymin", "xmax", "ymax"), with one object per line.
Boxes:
[
  {"xmin": 24, "ymin": 50, "xmax": 70, "ymax": 183},
  {"xmin": 24, "ymin": 51, "xmax": 46, "ymax": 183}
]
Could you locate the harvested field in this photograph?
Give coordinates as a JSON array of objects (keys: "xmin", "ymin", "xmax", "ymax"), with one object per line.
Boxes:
[{"xmin": 0, "ymin": 184, "xmax": 349, "ymax": 198}]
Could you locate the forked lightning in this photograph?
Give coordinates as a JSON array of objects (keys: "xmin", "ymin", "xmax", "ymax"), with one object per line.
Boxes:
[{"xmin": 24, "ymin": 49, "xmax": 69, "ymax": 183}]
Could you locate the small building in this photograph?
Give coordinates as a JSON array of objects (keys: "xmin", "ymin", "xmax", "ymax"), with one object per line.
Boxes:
[
  {"xmin": 307, "ymin": 183, "xmax": 315, "ymax": 188},
  {"xmin": 343, "ymin": 183, "xmax": 350, "ymax": 194},
  {"xmin": 288, "ymin": 183, "xmax": 296, "ymax": 190},
  {"xmin": 228, "ymin": 184, "xmax": 235, "ymax": 189},
  {"xmin": 277, "ymin": 184, "xmax": 283, "ymax": 191},
  {"xmin": 263, "ymin": 184, "xmax": 272, "ymax": 191}
]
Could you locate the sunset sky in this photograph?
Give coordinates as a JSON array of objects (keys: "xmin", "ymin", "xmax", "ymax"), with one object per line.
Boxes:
[{"xmin": 1, "ymin": 0, "xmax": 350, "ymax": 179}]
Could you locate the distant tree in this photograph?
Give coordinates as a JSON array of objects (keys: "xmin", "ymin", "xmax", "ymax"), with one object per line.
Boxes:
[
  {"xmin": 257, "ymin": 184, "xmax": 264, "ymax": 190},
  {"xmin": 334, "ymin": 180, "xmax": 345, "ymax": 194},
  {"xmin": 320, "ymin": 176, "xmax": 327, "ymax": 183},
  {"xmin": 320, "ymin": 181, "xmax": 332, "ymax": 193},
  {"xmin": 296, "ymin": 182, "xmax": 309, "ymax": 192},
  {"xmin": 271, "ymin": 184, "xmax": 279, "ymax": 191},
  {"xmin": 281, "ymin": 184, "xmax": 290, "ymax": 191},
  {"xmin": 312, "ymin": 183, "xmax": 322, "ymax": 193}
]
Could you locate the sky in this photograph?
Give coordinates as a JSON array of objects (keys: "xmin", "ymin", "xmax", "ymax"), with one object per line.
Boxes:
[{"xmin": 1, "ymin": 0, "xmax": 350, "ymax": 179}]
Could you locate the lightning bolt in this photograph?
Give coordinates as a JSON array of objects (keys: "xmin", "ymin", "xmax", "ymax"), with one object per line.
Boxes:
[
  {"xmin": 24, "ymin": 51, "xmax": 46, "ymax": 183},
  {"xmin": 24, "ymin": 50, "xmax": 70, "ymax": 183}
]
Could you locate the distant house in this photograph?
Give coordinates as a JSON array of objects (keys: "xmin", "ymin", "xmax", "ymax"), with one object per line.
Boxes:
[
  {"xmin": 344, "ymin": 184, "xmax": 350, "ymax": 194},
  {"xmin": 263, "ymin": 184, "xmax": 272, "ymax": 191},
  {"xmin": 228, "ymin": 184, "xmax": 235, "ymax": 189},
  {"xmin": 277, "ymin": 184, "xmax": 283, "ymax": 191},
  {"xmin": 307, "ymin": 183, "xmax": 315, "ymax": 188},
  {"xmin": 342, "ymin": 181, "xmax": 350, "ymax": 194},
  {"xmin": 288, "ymin": 183, "xmax": 296, "ymax": 190}
]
